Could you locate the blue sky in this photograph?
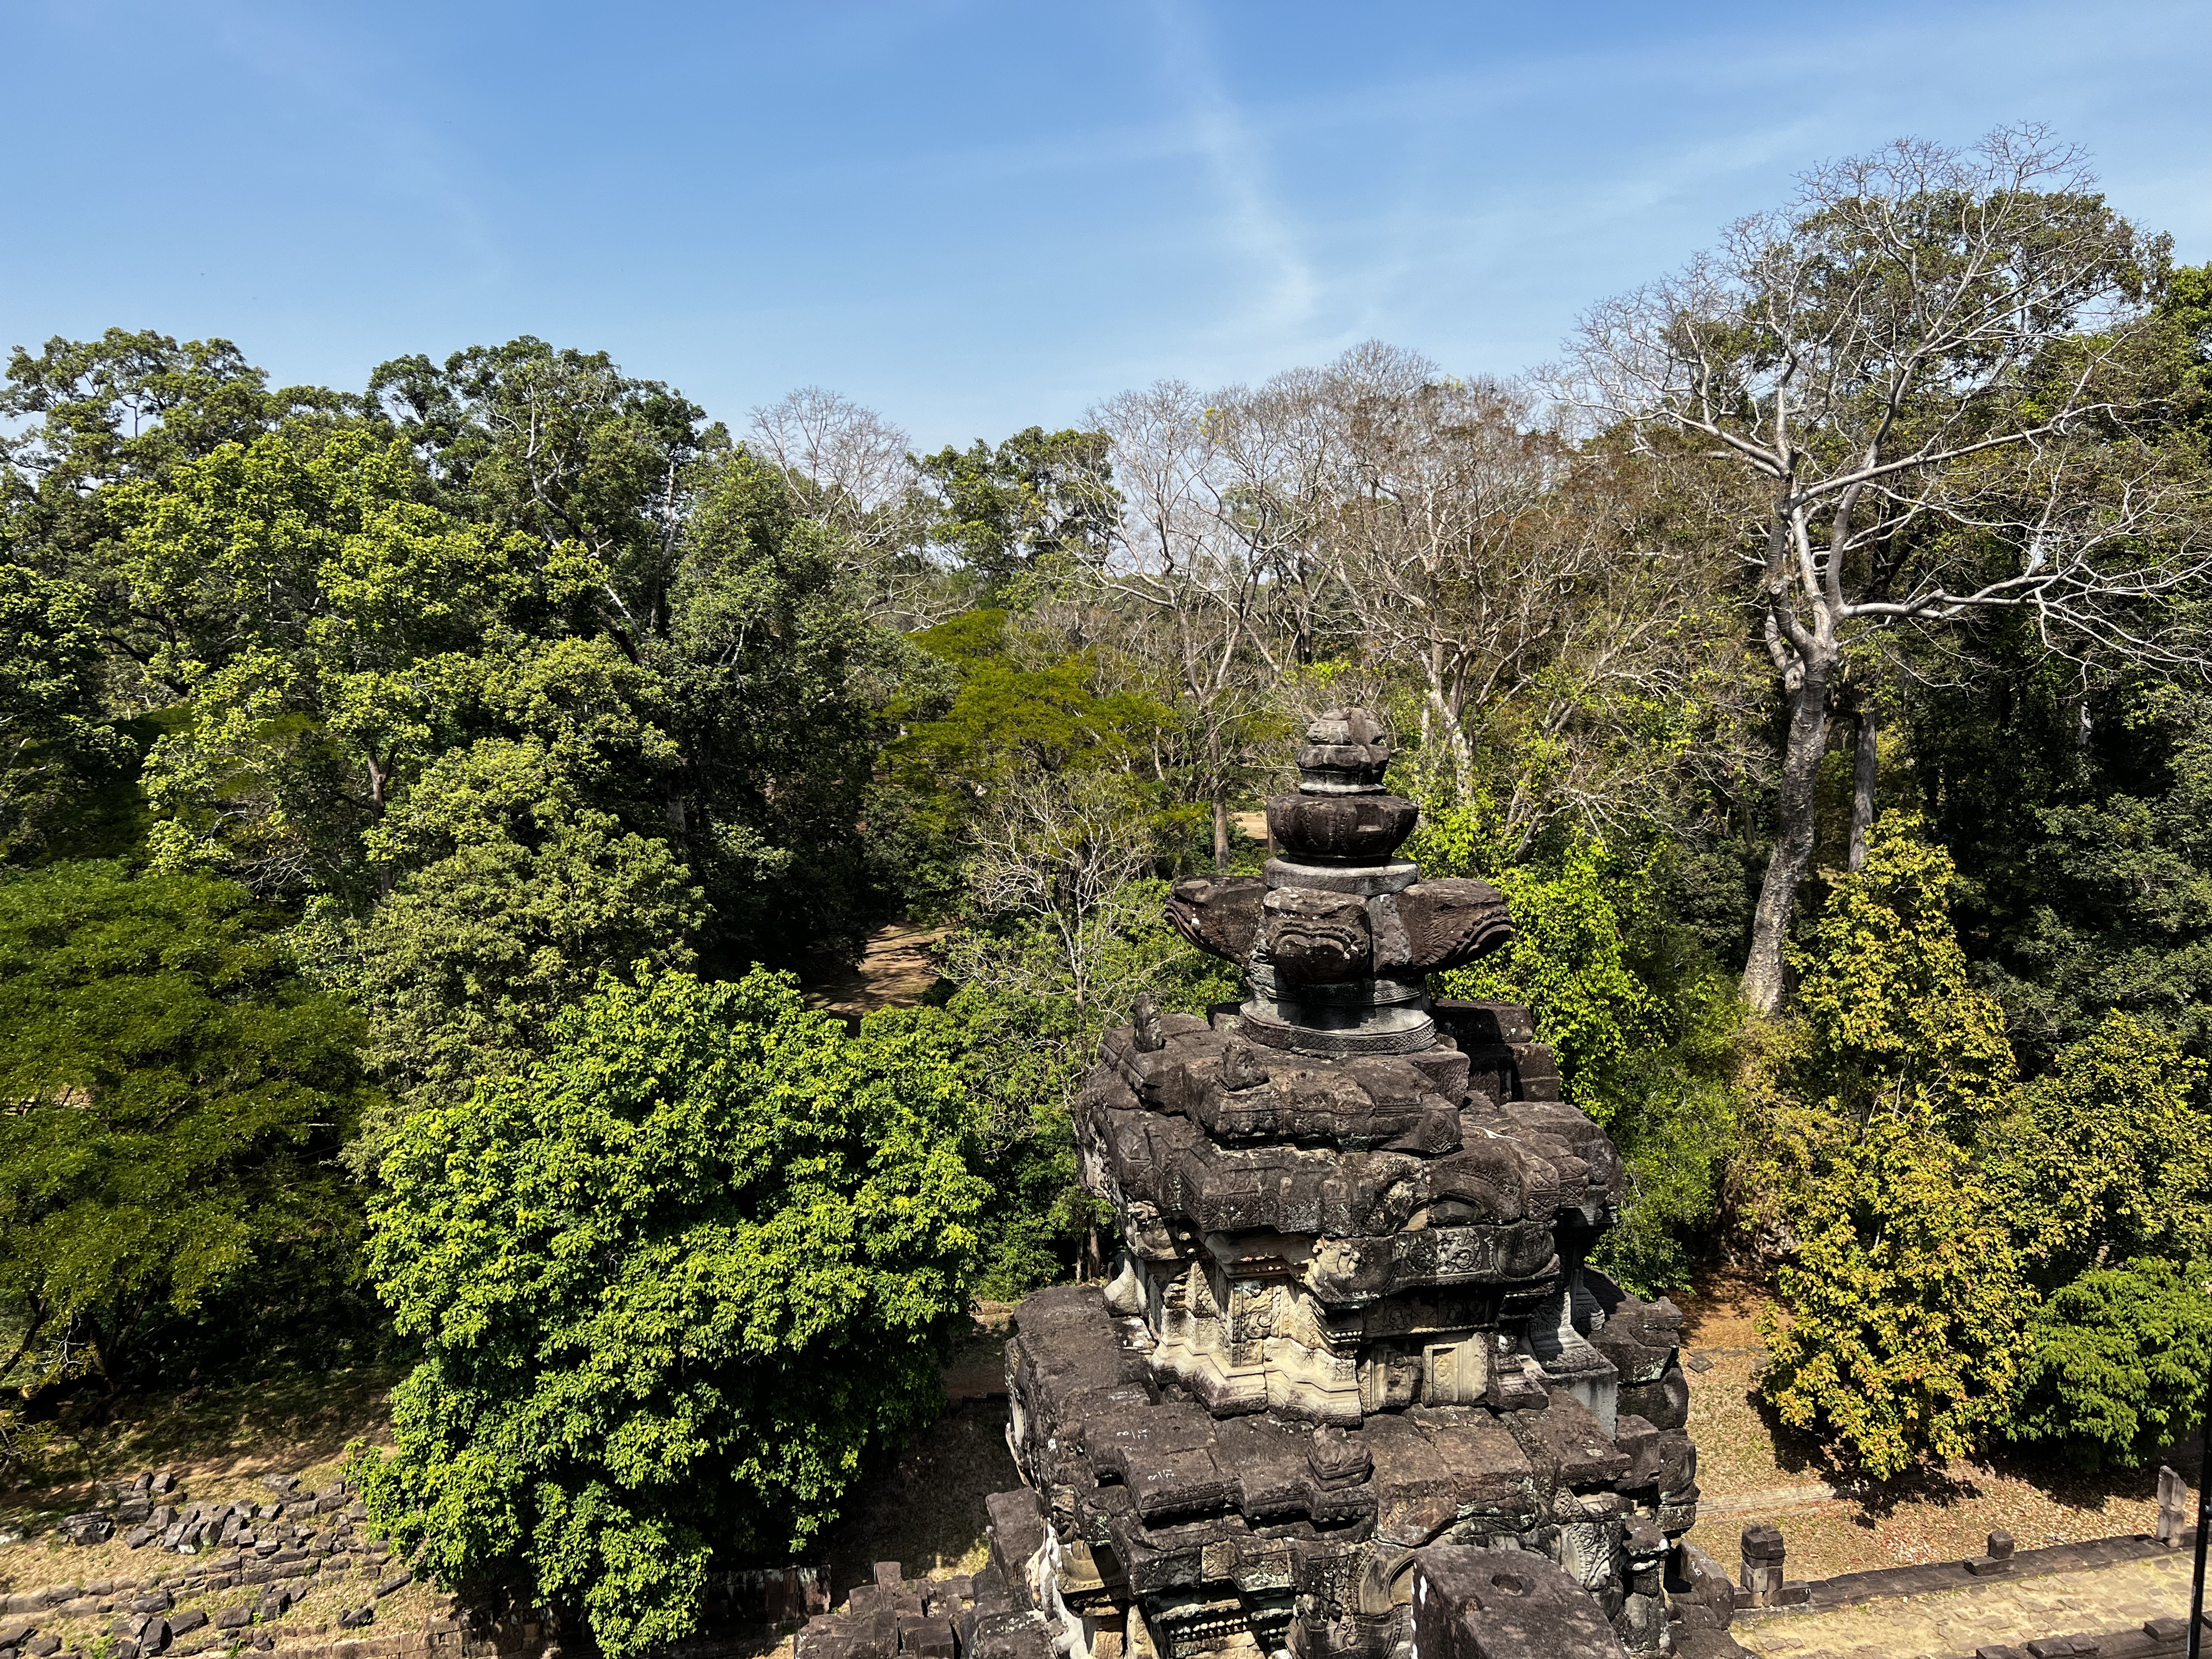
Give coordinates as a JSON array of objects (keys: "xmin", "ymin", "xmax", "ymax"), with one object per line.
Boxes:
[{"xmin": 4, "ymin": 0, "xmax": 2209, "ymax": 447}]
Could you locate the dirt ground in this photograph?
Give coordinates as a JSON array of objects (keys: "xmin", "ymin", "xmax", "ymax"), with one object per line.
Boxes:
[
  {"xmin": 1670, "ymin": 1270, "xmax": 2199, "ymax": 1580},
  {"xmin": 0, "ymin": 1337, "xmax": 1020, "ymax": 1625},
  {"xmin": 0, "ymin": 1366, "xmax": 454, "ymax": 1648},
  {"xmin": 804, "ymin": 923, "xmax": 948, "ymax": 1022},
  {"xmin": 2, "ymin": 1366, "xmax": 400, "ymax": 1528}
]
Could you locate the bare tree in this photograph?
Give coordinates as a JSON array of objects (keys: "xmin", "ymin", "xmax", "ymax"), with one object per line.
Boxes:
[
  {"xmin": 747, "ymin": 387, "xmax": 954, "ymax": 625},
  {"xmin": 949, "ymin": 767, "xmax": 1160, "ymax": 1011},
  {"xmin": 1086, "ymin": 349, "xmax": 1753, "ymax": 868},
  {"xmin": 1089, "ymin": 382, "xmax": 1287, "ymax": 870},
  {"xmin": 1564, "ymin": 126, "xmax": 2209, "ymax": 1013}
]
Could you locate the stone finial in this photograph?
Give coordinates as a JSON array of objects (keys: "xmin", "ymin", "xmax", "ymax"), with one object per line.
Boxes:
[
  {"xmin": 1218, "ymin": 1037, "xmax": 1270, "ymax": 1093},
  {"xmin": 2157, "ymin": 1464, "xmax": 2187, "ymax": 1546},
  {"xmin": 1740, "ymin": 1523, "xmax": 1785, "ymax": 1604},
  {"xmin": 1296, "ymin": 707, "xmax": 1393, "ymax": 795},
  {"xmin": 1307, "ymin": 1423, "xmax": 1372, "ymax": 1486}
]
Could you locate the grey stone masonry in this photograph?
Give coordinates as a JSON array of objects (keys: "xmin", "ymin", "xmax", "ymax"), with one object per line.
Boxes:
[{"xmin": 798, "ymin": 709, "xmax": 1738, "ymax": 1659}]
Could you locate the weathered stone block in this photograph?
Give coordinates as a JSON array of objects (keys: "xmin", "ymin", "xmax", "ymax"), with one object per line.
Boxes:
[{"xmin": 1410, "ymin": 1546, "xmax": 1629, "ymax": 1659}]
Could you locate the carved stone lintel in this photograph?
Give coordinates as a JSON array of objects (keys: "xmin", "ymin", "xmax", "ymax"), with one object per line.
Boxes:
[
  {"xmin": 1165, "ymin": 877, "xmax": 1266, "ymax": 963},
  {"xmin": 1395, "ymin": 879, "xmax": 1515, "ymax": 973},
  {"xmin": 1262, "ymin": 888, "xmax": 1373, "ymax": 983}
]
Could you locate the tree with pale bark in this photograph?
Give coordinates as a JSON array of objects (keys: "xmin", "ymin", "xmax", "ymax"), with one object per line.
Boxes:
[
  {"xmin": 1565, "ymin": 126, "xmax": 2210, "ymax": 1013},
  {"xmin": 1088, "ymin": 380, "xmax": 1289, "ymax": 870}
]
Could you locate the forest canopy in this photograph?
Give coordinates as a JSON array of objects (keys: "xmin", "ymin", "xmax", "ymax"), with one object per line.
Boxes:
[{"xmin": 4, "ymin": 125, "xmax": 2211, "ymax": 1652}]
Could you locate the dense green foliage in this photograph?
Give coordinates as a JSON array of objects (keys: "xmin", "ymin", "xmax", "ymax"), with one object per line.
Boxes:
[
  {"xmin": 1416, "ymin": 810, "xmax": 1741, "ymax": 1293},
  {"xmin": 1744, "ymin": 821, "xmax": 2031, "ymax": 1475},
  {"xmin": 0, "ymin": 862, "xmax": 368, "ymax": 1394},
  {"xmin": 357, "ymin": 970, "xmax": 985, "ymax": 1657},
  {"xmin": 1749, "ymin": 825, "xmax": 2212, "ymax": 1474},
  {"xmin": 2007, "ymin": 1260, "xmax": 2212, "ymax": 1469},
  {"xmin": 4, "ymin": 140, "xmax": 2212, "ymax": 1626},
  {"xmin": 1759, "ymin": 1102, "xmax": 2030, "ymax": 1480}
]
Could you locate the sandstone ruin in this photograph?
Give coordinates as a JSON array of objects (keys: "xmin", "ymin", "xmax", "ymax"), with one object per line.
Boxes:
[{"xmin": 801, "ymin": 709, "xmax": 1742, "ymax": 1659}]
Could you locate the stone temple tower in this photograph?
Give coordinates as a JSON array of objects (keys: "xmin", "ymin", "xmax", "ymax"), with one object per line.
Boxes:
[{"xmin": 799, "ymin": 711, "xmax": 1740, "ymax": 1659}]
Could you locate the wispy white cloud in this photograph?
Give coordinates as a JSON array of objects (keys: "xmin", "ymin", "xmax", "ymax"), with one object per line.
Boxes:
[{"xmin": 1141, "ymin": 0, "xmax": 1319, "ymax": 344}]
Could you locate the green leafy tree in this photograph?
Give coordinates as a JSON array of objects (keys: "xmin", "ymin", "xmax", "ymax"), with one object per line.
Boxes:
[
  {"xmin": 1989, "ymin": 1011, "xmax": 2212, "ymax": 1284},
  {"xmin": 357, "ymin": 969, "xmax": 985, "ymax": 1659},
  {"xmin": 1756, "ymin": 1104, "xmax": 2031, "ymax": 1478},
  {"xmin": 332, "ymin": 737, "xmax": 707, "ymax": 1170},
  {"xmin": 109, "ymin": 426, "xmax": 574, "ymax": 896},
  {"xmin": 661, "ymin": 448, "xmax": 914, "ymax": 964},
  {"xmin": 0, "ymin": 860, "xmax": 369, "ymax": 1395},
  {"xmin": 872, "ymin": 989, "xmax": 1097, "ymax": 1301},
  {"xmin": 2164, "ymin": 261, "xmax": 2212, "ymax": 437},
  {"xmin": 374, "ymin": 345, "xmax": 909, "ymax": 967},
  {"xmin": 2006, "ymin": 1258, "xmax": 2212, "ymax": 1469},
  {"xmin": 1431, "ymin": 833, "xmax": 1662, "ymax": 1095},
  {"xmin": 1980, "ymin": 1014, "xmax": 2212, "ymax": 1466},
  {"xmin": 878, "ymin": 608, "xmax": 1175, "ymax": 922},
  {"xmin": 367, "ymin": 337, "xmax": 715, "ymax": 649},
  {"xmin": 915, "ymin": 427, "xmax": 1118, "ymax": 602},
  {"xmin": 1911, "ymin": 650, "xmax": 2212, "ymax": 1066},
  {"xmin": 1417, "ymin": 812, "xmax": 1742, "ymax": 1292},
  {"xmin": 1788, "ymin": 814, "xmax": 2017, "ymax": 1134},
  {"xmin": 1, "ymin": 328, "xmax": 350, "ymax": 575},
  {"xmin": 1750, "ymin": 817, "xmax": 2029, "ymax": 1474},
  {"xmin": 0, "ymin": 564, "xmax": 131, "ymax": 855}
]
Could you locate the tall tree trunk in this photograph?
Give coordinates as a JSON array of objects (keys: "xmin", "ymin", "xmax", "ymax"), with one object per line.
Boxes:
[
  {"xmin": 1743, "ymin": 660, "xmax": 1834, "ymax": 1014},
  {"xmin": 1849, "ymin": 693, "xmax": 1878, "ymax": 872},
  {"xmin": 365, "ymin": 755, "xmax": 394, "ymax": 899},
  {"xmin": 1209, "ymin": 728, "xmax": 1229, "ymax": 874}
]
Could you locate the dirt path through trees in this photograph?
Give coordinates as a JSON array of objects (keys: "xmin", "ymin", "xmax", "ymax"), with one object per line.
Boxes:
[{"xmin": 804, "ymin": 924, "xmax": 947, "ymax": 1022}]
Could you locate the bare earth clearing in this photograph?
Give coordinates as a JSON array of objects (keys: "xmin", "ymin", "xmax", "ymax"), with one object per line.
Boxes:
[
  {"xmin": 1672, "ymin": 1270, "xmax": 2196, "ymax": 1580},
  {"xmin": 803, "ymin": 925, "xmax": 948, "ymax": 1024},
  {"xmin": 0, "ymin": 1368, "xmax": 459, "ymax": 1648}
]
